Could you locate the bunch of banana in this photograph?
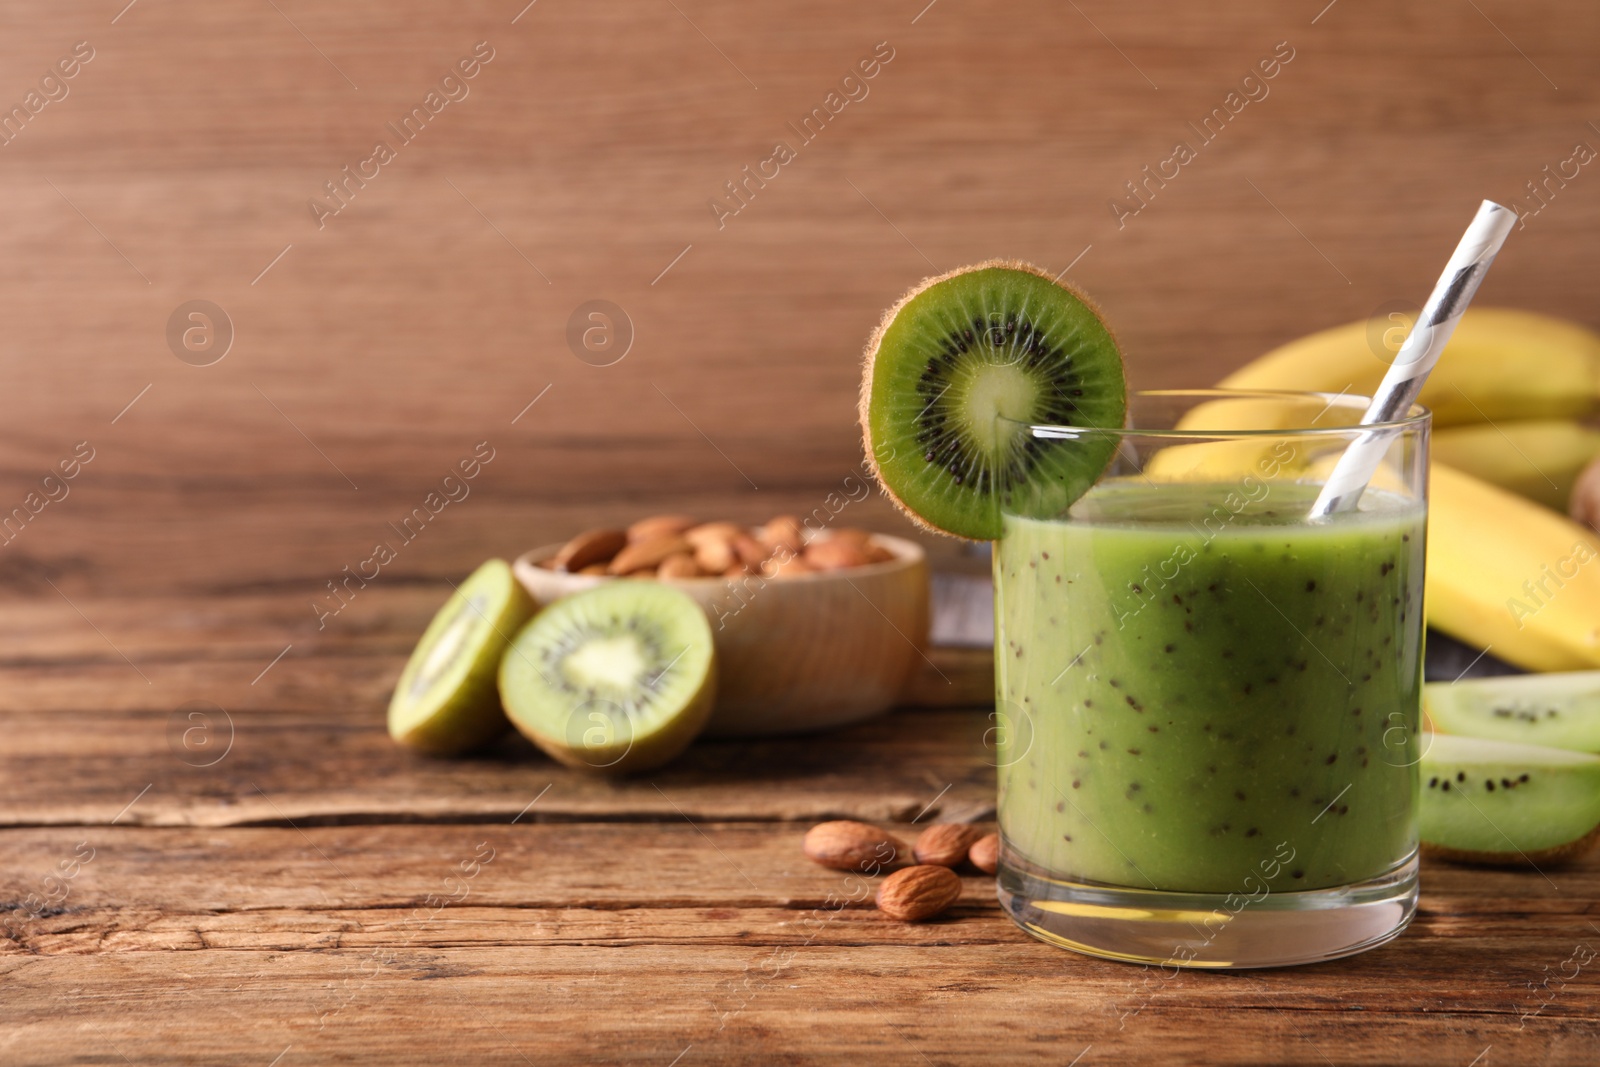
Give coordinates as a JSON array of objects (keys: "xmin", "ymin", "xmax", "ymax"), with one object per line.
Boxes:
[
  {"xmin": 1221, "ymin": 307, "xmax": 1600, "ymax": 426},
  {"xmin": 1221, "ymin": 307, "xmax": 1600, "ymax": 672}
]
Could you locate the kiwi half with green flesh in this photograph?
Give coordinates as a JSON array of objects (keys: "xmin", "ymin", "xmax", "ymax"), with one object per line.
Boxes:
[
  {"xmin": 1419, "ymin": 732, "xmax": 1600, "ymax": 865},
  {"xmin": 860, "ymin": 261, "xmax": 1127, "ymax": 540},
  {"xmin": 498, "ymin": 581, "xmax": 715, "ymax": 775},
  {"xmin": 388, "ymin": 559, "xmax": 536, "ymax": 756},
  {"xmin": 1425, "ymin": 671, "xmax": 1600, "ymax": 753}
]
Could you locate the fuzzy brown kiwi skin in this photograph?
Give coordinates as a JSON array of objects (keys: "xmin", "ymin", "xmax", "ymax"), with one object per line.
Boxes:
[
  {"xmin": 1421, "ymin": 823, "xmax": 1600, "ymax": 867},
  {"xmin": 857, "ymin": 259, "xmax": 1126, "ymax": 541}
]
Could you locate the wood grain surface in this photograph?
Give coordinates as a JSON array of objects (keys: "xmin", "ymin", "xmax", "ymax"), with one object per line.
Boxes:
[{"xmin": 2, "ymin": 0, "xmax": 1598, "ymax": 1062}]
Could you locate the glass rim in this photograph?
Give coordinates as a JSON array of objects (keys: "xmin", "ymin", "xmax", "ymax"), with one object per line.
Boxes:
[{"xmin": 1000, "ymin": 388, "xmax": 1430, "ymax": 440}]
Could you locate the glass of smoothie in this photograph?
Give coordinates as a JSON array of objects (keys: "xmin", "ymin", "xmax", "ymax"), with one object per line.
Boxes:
[{"xmin": 993, "ymin": 389, "xmax": 1428, "ymax": 968}]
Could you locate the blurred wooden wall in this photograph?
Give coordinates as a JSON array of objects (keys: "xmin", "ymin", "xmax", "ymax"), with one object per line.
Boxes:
[{"xmin": 0, "ymin": 0, "xmax": 1595, "ymax": 597}]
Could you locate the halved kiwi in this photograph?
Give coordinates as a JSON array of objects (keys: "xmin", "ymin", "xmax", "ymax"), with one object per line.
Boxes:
[
  {"xmin": 498, "ymin": 581, "xmax": 715, "ymax": 775},
  {"xmin": 859, "ymin": 260, "xmax": 1127, "ymax": 539},
  {"xmin": 1425, "ymin": 671, "xmax": 1600, "ymax": 753},
  {"xmin": 388, "ymin": 559, "xmax": 536, "ymax": 755},
  {"xmin": 1419, "ymin": 732, "xmax": 1600, "ymax": 865}
]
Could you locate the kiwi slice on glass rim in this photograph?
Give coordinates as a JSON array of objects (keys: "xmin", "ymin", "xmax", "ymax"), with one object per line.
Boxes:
[
  {"xmin": 388, "ymin": 559, "xmax": 536, "ymax": 756},
  {"xmin": 860, "ymin": 260, "xmax": 1127, "ymax": 539},
  {"xmin": 498, "ymin": 581, "xmax": 716, "ymax": 775}
]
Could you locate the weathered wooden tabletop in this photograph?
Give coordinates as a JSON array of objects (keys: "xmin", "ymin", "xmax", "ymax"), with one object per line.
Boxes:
[
  {"xmin": 4, "ymin": 588, "xmax": 1599, "ymax": 1064},
  {"xmin": 4, "ymin": 0, "xmax": 1600, "ymax": 1062}
]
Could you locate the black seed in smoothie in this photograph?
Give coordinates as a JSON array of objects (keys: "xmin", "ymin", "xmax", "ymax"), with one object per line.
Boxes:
[
  {"xmin": 1245, "ymin": 827, "xmax": 1259, "ymax": 838},
  {"xmin": 1143, "ymin": 803, "xmax": 1154, "ymax": 813},
  {"xmin": 1380, "ymin": 560, "xmax": 1393, "ymax": 576},
  {"xmin": 1077, "ymin": 750, "xmax": 1088, "ymax": 758},
  {"xmin": 1352, "ymin": 706, "xmax": 1363, "ymax": 717},
  {"xmin": 1234, "ymin": 790, "xmax": 1246, "ymax": 801},
  {"xmin": 1125, "ymin": 695, "xmax": 1142, "ymax": 710},
  {"xmin": 1291, "ymin": 870, "xmax": 1305, "ymax": 880},
  {"xmin": 1127, "ymin": 748, "xmax": 1142, "ymax": 756},
  {"xmin": 1063, "ymin": 834, "xmax": 1073, "ymax": 843},
  {"xmin": 1147, "ymin": 725, "xmax": 1160, "ymax": 734},
  {"xmin": 1519, "ymin": 773, "xmax": 1530, "ymax": 783},
  {"xmin": 1314, "ymin": 615, "xmax": 1325, "ymax": 627},
  {"xmin": 1356, "ymin": 591, "xmax": 1364, "ymax": 602},
  {"xmin": 1083, "ymin": 700, "xmax": 1093, "ymax": 708},
  {"xmin": 1290, "ymin": 787, "xmax": 1300, "ymax": 797},
  {"xmin": 1306, "ymin": 580, "xmax": 1317, "ymax": 592},
  {"xmin": 1042, "ymin": 552, "xmax": 1050, "ymax": 560},
  {"xmin": 1071, "ymin": 780, "xmax": 1080, "ymax": 790},
  {"xmin": 1456, "ymin": 771, "xmax": 1466, "ymax": 782},
  {"xmin": 1402, "ymin": 533, "xmax": 1410, "ymax": 542},
  {"xmin": 1285, "ymin": 724, "xmax": 1297, "ymax": 737},
  {"xmin": 1441, "ymin": 780, "xmax": 1451, "ymax": 792},
  {"xmin": 1242, "ymin": 684, "xmax": 1253, "ymax": 696},
  {"xmin": 1056, "ymin": 800, "xmax": 1066, "ymax": 811},
  {"xmin": 1099, "ymin": 741, "xmax": 1108, "ymax": 750},
  {"xmin": 1109, "ymin": 679, "xmax": 1120, "ymax": 688},
  {"xmin": 1130, "ymin": 583, "xmax": 1142, "ymax": 593},
  {"xmin": 1126, "ymin": 782, "xmax": 1141, "ymax": 796},
  {"xmin": 1337, "ymin": 804, "xmax": 1349, "ymax": 815},
  {"xmin": 1164, "ymin": 644, "xmax": 1175, "ymax": 653},
  {"xmin": 1325, "ymin": 753, "xmax": 1338, "ymax": 765}
]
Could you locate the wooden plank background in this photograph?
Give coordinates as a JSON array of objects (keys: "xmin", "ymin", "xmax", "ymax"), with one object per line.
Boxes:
[{"xmin": 1, "ymin": 0, "xmax": 1598, "ymax": 1063}]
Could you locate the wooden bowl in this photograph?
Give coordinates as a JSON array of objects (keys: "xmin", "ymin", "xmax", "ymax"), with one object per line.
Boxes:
[{"xmin": 511, "ymin": 531, "xmax": 929, "ymax": 737}]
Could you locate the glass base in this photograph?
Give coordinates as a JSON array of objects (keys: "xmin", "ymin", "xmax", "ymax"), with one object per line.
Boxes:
[{"xmin": 997, "ymin": 849, "xmax": 1418, "ymax": 970}]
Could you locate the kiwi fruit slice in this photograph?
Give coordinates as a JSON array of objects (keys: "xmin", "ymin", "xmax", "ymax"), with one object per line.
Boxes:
[
  {"xmin": 859, "ymin": 260, "xmax": 1127, "ymax": 539},
  {"xmin": 388, "ymin": 559, "xmax": 536, "ymax": 756},
  {"xmin": 498, "ymin": 581, "xmax": 715, "ymax": 775},
  {"xmin": 1419, "ymin": 732, "xmax": 1600, "ymax": 865},
  {"xmin": 1425, "ymin": 672, "xmax": 1600, "ymax": 754}
]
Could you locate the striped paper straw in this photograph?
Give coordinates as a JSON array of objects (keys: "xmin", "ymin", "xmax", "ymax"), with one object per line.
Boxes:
[{"xmin": 1309, "ymin": 200, "xmax": 1517, "ymax": 518}]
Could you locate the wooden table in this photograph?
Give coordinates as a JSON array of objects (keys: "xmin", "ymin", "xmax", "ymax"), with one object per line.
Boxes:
[{"xmin": 4, "ymin": 0, "xmax": 1600, "ymax": 1062}]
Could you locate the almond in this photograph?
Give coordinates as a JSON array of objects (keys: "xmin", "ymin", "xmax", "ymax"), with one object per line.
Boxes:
[
  {"xmin": 762, "ymin": 552, "xmax": 814, "ymax": 580},
  {"xmin": 802, "ymin": 820, "xmax": 907, "ymax": 873},
  {"xmin": 913, "ymin": 823, "xmax": 984, "ymax": 868},
  {"xmin": 552, "ymin": 528, "xmax": 627, "ymax": 572},
  {"xmin": 733, "ymin": 534, "xmax": 770, "ymax": 569},
  {"xmin": 657, "ymin": 553, "xmax": 703, "ymax": 579},
  {"xmin": 968, "ymin": 832, "xmax": 999, "ymax": 875},
  {"xmin": 626, "ymin": 515, "xmax": 697, "ymax": 544},
  {"xmin": 804, "ymin": 537, "xmax": 870, "ymax": 571},
  {"xmin": 693, "ymin": 536, "xmax": 736, "ymax": 574},
  {"xmin": 685, "ymin": 521, "xmax": 747, "ymax": 546},
  {"xmin": 759, "ymin": 515, "xmax": 804, "ymax": 554},
  {"xmin": 876, "ymin": 865, "xmax": 961, "ymax": 921},
  {"xmin": 608, "ymin": 535, "xmax": 692, "ymax": 575}
]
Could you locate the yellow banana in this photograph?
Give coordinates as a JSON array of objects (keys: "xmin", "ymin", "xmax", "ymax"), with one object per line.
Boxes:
[
  {"xmin": 1427, "ymin": 463, "xmax": 1600, "ymax": 671},
  {"xmin": 1221, "ymin": 308, "xmax": 1600, "ymax": 427},
  {"xmin": 1431, "ymin": 419, "xmax": 1600, "ymax": 511}
]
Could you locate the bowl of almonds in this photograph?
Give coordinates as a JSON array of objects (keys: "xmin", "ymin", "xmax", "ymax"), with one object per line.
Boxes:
[{"xmin": 513, "ymin": 515, "xmax": 929, "ymax": 737}]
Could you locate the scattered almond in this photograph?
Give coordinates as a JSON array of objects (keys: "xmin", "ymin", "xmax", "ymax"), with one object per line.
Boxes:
[
  {"xmin": 551, "ymin": 527, "xmax": 627, "ymax": 572},
  {"xmin": 802, "ymin": 820, "xmax": 907, "ymax": 873},
  {"xmin": 657, "ymin": 554, "xmax": 703, "ymax": 579},
  {"xmin": 626, "ymin": 514, "xmax": 697, "ymax": 544},
  {"xmin": 913, "ymin": 823, "xmax": 984, "ymax": 868},
  {"xmin": 759, "ymin": 515, "xmax": 804, "ymax": 554},
  {"xmin": 876, "ymin": 865, "xmax": 961, "ymax": 921},
  {"xmin": 805, "ymin": 537, "xmax": 871, "ymax": 571},
  {"xmin": 968, "ymin": 832, "xmax": 999, "ymax": 875},
  {"xmin": 608, "ymin": 535, "xmax": 693, "ymax": 575}
]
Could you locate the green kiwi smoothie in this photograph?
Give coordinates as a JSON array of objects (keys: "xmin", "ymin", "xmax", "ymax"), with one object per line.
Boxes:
[{"xmin": 995, "ymin": 479, "xmax": 1424, "ymax": 893}]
